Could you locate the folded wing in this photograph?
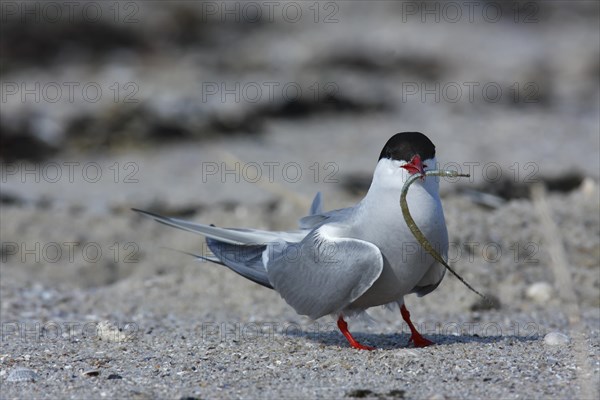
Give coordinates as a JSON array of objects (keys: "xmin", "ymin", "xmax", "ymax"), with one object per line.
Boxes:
[{"xmin": 266, "ymin": 229, "xmax": 383, "ymax": 319}]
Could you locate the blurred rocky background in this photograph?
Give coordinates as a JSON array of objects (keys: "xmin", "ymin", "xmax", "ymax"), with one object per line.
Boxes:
[{"xmin": 1, "ymin": 1, "xmax": 599, "ymax": 399}]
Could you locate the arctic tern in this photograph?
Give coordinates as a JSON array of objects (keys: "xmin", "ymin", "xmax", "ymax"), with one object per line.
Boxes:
[{"xmin": 134, "ymin": 132, "xmax": 449, "ymax": 350}]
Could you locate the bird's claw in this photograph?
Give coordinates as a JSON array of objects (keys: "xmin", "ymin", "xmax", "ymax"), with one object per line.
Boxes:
[
  {"xmin": 350, "ymin": 342, "xmax": 376, "ymax": 351},
  {"xmin": 408, "ymin": 334, "xmax": 434, "ymax": 348}
]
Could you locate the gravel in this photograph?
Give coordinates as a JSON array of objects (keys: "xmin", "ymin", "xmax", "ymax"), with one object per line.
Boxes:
[{"xmin": 1, "ymin": 144, "xmax": 598, "ymax": 399}]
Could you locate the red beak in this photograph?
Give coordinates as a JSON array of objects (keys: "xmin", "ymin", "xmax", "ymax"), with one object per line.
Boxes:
[{"xmin": 401, "ymin": 154, "xmax": 426, "ymax": 178}]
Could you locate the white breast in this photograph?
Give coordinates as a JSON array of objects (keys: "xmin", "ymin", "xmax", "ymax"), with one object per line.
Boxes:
[{"xmin": 345, "ymin": 160, "xmax": 448, "ymax": 309}]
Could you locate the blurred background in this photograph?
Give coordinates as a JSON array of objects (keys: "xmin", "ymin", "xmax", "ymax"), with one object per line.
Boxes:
[
  {"xmin": 0, "ymin": 1, "xmax": 599, "ymax": 397},
  {"xmin": 2, "ymin": 1, "xmax": 598, "ymax": 201},
  {"xmin": 2, "ymin": 0, "xmax": 599, "ymax": 323}
]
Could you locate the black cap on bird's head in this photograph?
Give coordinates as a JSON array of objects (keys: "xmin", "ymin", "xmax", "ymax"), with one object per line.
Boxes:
[
  {"xmin": 379, "ymin": 132, "xmax": 436, "ymax": 162},
  {"xmin": 379, "ymin": 132, "xmax": 436, "ymax": 178}
]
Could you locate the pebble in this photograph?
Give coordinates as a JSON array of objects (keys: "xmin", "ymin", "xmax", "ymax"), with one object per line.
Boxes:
[
  {"xmin": 580, "ymin": 177, "xmax": 599, "ymax": 197},
  {"xmin": 526, "ymin": 282, "xmax": 554, "ymax": 303},
  {"xmin": 97, "ymin": 321, "xmax": 134, "ymax": 343},
  {"xmin": 428, "ymin": 394, "xmax": 447, "ymax": 400},
  {"xmin": 544, "ymin": 332, "xmax": 571, "ymax": 346},
  {"xmin": 6, "ymin": 368, "xmax": 39, "ymax": 382}
]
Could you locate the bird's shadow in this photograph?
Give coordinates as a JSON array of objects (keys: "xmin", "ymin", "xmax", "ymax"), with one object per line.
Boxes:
[{"xmin": 285, "ymin": 328, "xmax": 539, "ymax": 350}]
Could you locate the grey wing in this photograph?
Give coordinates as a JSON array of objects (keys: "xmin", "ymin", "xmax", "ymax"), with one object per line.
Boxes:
[
  {"xmin": 298, "ymin": 192, "xmax": 358, "ymax": 230},
  {"xmin": 132, "ymin": 208, "xmax": 305, "ymax": 244},
  {"xmin": 132, "ymin": 208, "xmax": 304, "ymax": 289},
  {"xmin": 266, "ymin": 229, "xmax": 383, "ymax": 319},
  {"xmin": 309, "ymin": 192, "xmax": 323, "ymax": 215},
  {"xmin": 298, "ymin": 207, "xmax": 354, "ymax": 230},
  {"xmin": 206, "ymin": 239, "xmax": 273, "ymax": 289},
  {"xmin": 299, "ymin": 192, "xmax": 326, "ymax": 229}
]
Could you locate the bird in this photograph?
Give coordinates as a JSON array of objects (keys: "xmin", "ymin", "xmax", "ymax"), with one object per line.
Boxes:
[{"xmin": 133, "ymin": 132, "xmax": 449, "ymax": 350}]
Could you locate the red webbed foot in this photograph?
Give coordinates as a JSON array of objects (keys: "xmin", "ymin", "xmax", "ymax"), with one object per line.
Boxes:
[
  {"xmin": 337, "ymin": 316, "xmax": 376, "ymax": 351},
  {"xmin": 400, "ymin": 304, "xmax": 435, "ymax": 348}
]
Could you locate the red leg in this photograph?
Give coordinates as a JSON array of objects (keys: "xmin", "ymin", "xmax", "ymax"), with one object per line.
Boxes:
[
  {"xmin": 400, "ymin": 304, "xmax": 434, "ymax": 347},
  {"xmin": 337, "ymin": 316, "xmax": 375, "ymax": 350}
]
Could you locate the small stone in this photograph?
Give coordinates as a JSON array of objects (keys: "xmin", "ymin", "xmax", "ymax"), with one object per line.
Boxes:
[
  {"xmin": 470, "ymin": 294, "xmax": 501, "ymax": 311},
  {"xmin": 82, "ymin": 369, "xmax": 101, "ymax": 377},
  {"xmin": 6, "ymin": 368, "xmax": 39, "ymax": 382},
  {"xmin": 544, "ymin": 332, "xmax": 570, "ymax": 346},
  {"xmin": 97, "ymin": 321, "xmax": 134, "ymax": 342},
  {"xmin": 526, "ymin": 282, "xmax": 553, "ymax": 303},
  {"xmin": 387, "ymin": 389, "xmax": 406, "ymax": 398},
  {"xmin": 580, "ymin": 177, "xmax": 599, "ymax": 197},
  {"xmin": 428, "ymin": 394, "xmax": 446, "ymax": 400},
  {"xmin": 107, "ymin": 374, "xmax": 123, "ymax": 380},
  {"xmin": 346, "ymin": 389, "xmax": 374, "ymax": 398}
]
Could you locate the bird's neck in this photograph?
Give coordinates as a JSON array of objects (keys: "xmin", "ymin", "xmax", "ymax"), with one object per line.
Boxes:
[{"xmin": 358, "ymin": 174, "xmax": 441, "ymax": 226}]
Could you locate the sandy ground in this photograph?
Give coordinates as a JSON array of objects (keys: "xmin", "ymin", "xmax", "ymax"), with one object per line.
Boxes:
[
  {"xmin": 1, "ymin": 1, "xmax": 599, "ymax": 399},
  {"xmin": 1, "ymin": 135, "xmax": 599, "ymax": 399}
]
